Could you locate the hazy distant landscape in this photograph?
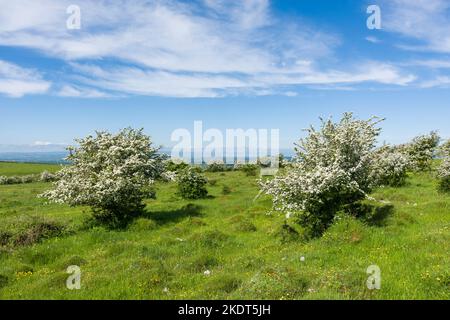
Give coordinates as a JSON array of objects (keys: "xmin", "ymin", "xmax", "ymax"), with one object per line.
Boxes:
[{"xmin": 0, "ymin": 152, "xmax": 68, "ymax": 164}]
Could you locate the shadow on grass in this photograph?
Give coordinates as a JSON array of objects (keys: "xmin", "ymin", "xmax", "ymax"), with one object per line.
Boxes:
[
  {"xmin": 345, "ymin": 202, "xmax": 395, "ymax": 227},
  {"xmin": 81, "ymin": 203, "xmax": 203, "ymax": 230},
  {"xmin": 142, "ymin": 203, "xmax": 203, "ymax": 226}
]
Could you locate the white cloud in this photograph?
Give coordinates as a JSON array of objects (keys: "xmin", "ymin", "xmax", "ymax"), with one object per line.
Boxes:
[
  {"xmin": 68, "ymin": 61, "xmax": 415, "ymax": 97},
  {"xmin": 57, "ymin": 85, "xmax": 112, "ymax": 98},
  {"xmin": 0, "ymin": 60, "xmax": 51, "ymax": 97},
  {"xmin": 33, "ymin": 141, "xmax": 53, "ymax": 146},
  {"xmin": 365, "ymin": 36, "xmax": 381, "ymax": 44},
  {"xmin": 0, "ymin": 0, "xmax": 327, "ymax": 74},
  {"xmin": 0, "ymin": 0, "xmax": 418, "ymax": 97},
  {"xmin": 420, "ymin": 76, "xmax": 450, "ymax": 88},
  {"xmin": 405, "ymin": 59, "xmax": 450, "ymax": 69},
  {"xmin": 383, "ymin": 0, "xmax": 450, "ymax": 53}
]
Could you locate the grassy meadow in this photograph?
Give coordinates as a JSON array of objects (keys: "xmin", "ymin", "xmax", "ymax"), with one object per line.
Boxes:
[
  {"xmin": 0, "ymin": 161, "xmax": 448, "ymax": 299},
  {"xmin": 0, "ymin": 162, "xmax": 60, "ymax": 177}
]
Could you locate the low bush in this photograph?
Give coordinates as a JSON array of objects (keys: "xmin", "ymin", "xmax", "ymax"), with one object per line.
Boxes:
[
  {"xmin": 205, "ymin": 160, "xmax": 228, "ymax": 172},
  {"xmin": 164, "ymin": 159, "xmax": 189, "ymax": 172},
  {"xmin": 222, "ymin": 185, "xmax": 232, "ymax": 195},
  {"xmin": 240, "ymin": 164, "xmax": 259, "ymax": 176},
  {"xmin": 405, "ymin": 131, "xmax": 440, "ymax": 171},
  {"xmin": 176, "ymin": 168, "xmax": 208, "ymax": 199},
  {"xmin": 439, "ymin": 139, "xmax": 450, "ymax": 157},
  {"xmin": 0, "ymin": 175, "xmax": 35, "ymax": 185},
  {"xmin": 14, "ymin": 220, "xmax": 65, "ymax": 246},
  {"xmin": 0, "ymin": 217, "xmax": 65, "ymax": 247},
  {"xmin": 0, "ymin": 171, "xmax": 57, "ymax": 185},
  {"xmin": 370, "ymin": 146, "xmax": 409, "ymax": 187},
  {"xmin": 437, "ymin": 159, "xmax": 450, "ymax": 193},
  {"xmin": 40, "ymin": 171, "xmax": 57, "ymax": 182}
]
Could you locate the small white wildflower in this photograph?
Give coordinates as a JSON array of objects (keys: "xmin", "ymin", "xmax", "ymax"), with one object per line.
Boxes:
[
  {"xmin": 204, "ymin": 270, "xmax": 211, "ymax": 276},
  {"xmin": 300, "ymin": 256, "xmax": 305, "ymax": 262},
  {"xmin": 163, "ymin": 287, "xmax": 169, "ymax": 293}
]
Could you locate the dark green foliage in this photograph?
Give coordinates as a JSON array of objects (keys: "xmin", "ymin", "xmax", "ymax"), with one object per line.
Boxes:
[
  {"xmin": 276, "ymin": 222, "xmax": 300, "ymax": 243},
  {"xmin": 176, "ymin": 169, "xmax": 208, "ymax": 199},
  {"xmin": 438, "ymin": 175, "xmax": 450, "ymax": 193},
  {"xmin": 240, "ymin": 164, "xmax": 259, "ymax": 176},
  {"xmin": 344, "ymin": 202, "xmax": 394, "ymax": 227},
  {"xmin": 0, "ymin": 274, "xmax": 9, "ymax": 289},
  {"xmin": 205, "ymin": 162, "xmax": 228, "ymax": 172},
  {"xmin": 222, "ymin": 185, "xmax": 232, "ymax": 195},
  {"xmin": 165, "ymin": 160, "xmax": 189, "ymax": 172},
  {"xmin": 13, "ymin": 220, "xmax": 64, "ymax": 246}
]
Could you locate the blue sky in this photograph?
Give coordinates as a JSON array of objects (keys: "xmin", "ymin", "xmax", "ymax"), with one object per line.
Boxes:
[{"xmin": 0, "ymin": 0, "xmax": 449, "ymax": 150}]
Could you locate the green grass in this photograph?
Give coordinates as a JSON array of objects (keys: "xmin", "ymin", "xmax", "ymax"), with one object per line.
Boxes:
[
  {"xmin": 0, "ymin": 162, "xmax": 61, "ymax": 177},
  {"xmin": 0, "ymin": 163, "xmax": 448, "ymax": 299}
]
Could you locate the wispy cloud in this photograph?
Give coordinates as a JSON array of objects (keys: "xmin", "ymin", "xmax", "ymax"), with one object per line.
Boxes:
[
  {"xmin": 383, "ymin": 0, "xmax": 450, "ymax": 53},
  {"xmin": 365, "ymin": 36, "xmax": 381, "ymax": 44},
  {"xmin": 420, "ymin": 76, "xmax": 450, "ymax": 88},
  {"xmin": 0, "ymin": 0, "xmax": 419, "ymax": 97},
  {"xmin": 0, "ymin": 60, "xmax": 51, "ymax": 97},
  {"xmin": 68, "ymin": 60, "xmax": 415, "ymax": 98},
  {"xmin": 57, "ymin": 85, "xmax": 113, "ymax": 98},
  {"xmin": 404, "ymin": 59, "xmax": 450, "ymax": 69}
]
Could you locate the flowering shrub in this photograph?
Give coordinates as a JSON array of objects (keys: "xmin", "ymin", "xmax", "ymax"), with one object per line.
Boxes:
[
  {"xmin": 40, "ymin": 128, "xmax": 165, "ymax": 224},
  {"xmin": 437, "ymin": 140, "xmax": 450, "ymax": 193},
  {"xmin": 233, "ymin": 160, "xmax": 246, "ymax": 170},
  {"xmin": 258, "ymin": 155, "xmax": 284, "ymax": 168},
  {"xmin": 40, "ymin": 171, "xmax": 57, "ymax": 182},
  {"xmin": 439, "ymin": 139, "xmax": 450, "ymax": 158},
  {"xmin": 405, "ymin": 132, "xmax": 440, "ymax": 171},
  {"xmin": 176, "ymin": 168, "xmax": 208, "ymax": 199},
  {"xmin": 261, "ymin": 113, "xmax": 383, "ymax": 237},
  {"xmin": 370, "ymin": 146, "xmax": 410, "ymax": 187},
  {"xmin": 257, "ymin": 156, "xmax": 273, "ymax": 168},
  {"xmin": 437, "ymin": 158, "xmax": 450, "ymax": 193},
  {"xmin": 0, "ymin": 174, "xmax": 39, "ymax": 185},
  {"xmin": 205, "ymin": 160, "xmax": 228, "ymax": 172}
]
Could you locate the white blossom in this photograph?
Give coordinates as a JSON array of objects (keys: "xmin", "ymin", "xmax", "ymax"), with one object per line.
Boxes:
[
  {"xmin": 40, "ymin": 128, "xmax": 165, "ymax": 221},
  {"xmin": 261, "ymin": 113, "xmax": 383, "ymax": 236}
]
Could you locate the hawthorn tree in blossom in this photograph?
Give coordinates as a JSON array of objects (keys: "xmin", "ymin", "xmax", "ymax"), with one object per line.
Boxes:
[
  {"xmin": 41, "ymin": 128, "xmax": 165, "ymax": 225},
  {"xmin": 261, "ymin": 113, "xmax": 384, "ymax": 236}
]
